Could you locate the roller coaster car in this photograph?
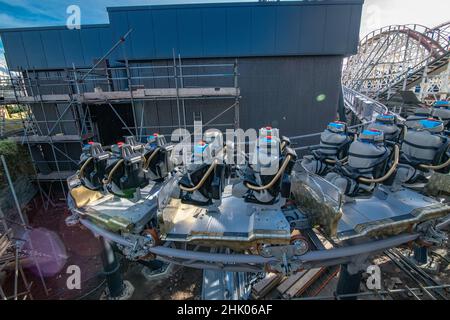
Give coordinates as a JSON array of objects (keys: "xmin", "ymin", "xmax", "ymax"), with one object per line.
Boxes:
[
  {"xmin": 395, "ymin": 119, "xmax": 450, "ymax": 186},
  {"xmin": 67, "ymin": 139, "xmax": 171, "ymax": 237},
  {"xmin": 295, "ymin": 122, "xmax": 450, "ymax": 242},
  {"xmin": 301, "ymin": 121, "xmax": 352, "ymax": 176},
  {"xmin": 78, "ymin": 142, "xmax": 111, "ymax": 191},
  {"xmin": 124, "ymin": 135, "xmax": 145, "ymax": 152},
  {"xmin": 241, "ymin": 131, "xmax": 297, "ymax": 205},
  {"xmin": 66, "ymin": 124, "xmax": 449, "ymax": 276},
  {"xmin": 103, "ymin": 143, "xmax": 148, "ymax": 199},
  {"xmin": 177, "ymin": 135, "xmax": 228, "ymax": 207},
  {"xmin": 432, "ymin": 100, "xmax": 450, "ymax": 129},
  {"xmin": 143, "ymin": 134, "xmax": 174, "ymax": 182},
  {"xmin": 405, "ymin": 107, "xmax": 433, "ymax": 127},
  {"xmin": 157, "ymin": 128, "xmax": 300, "ymax": 251},
  {"xmin": 366, "ymin": 114, "xmax": 402, "ymax": 142}
]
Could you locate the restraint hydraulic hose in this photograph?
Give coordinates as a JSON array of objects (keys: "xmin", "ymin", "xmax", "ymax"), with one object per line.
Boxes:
[
  {"xmin": 358, "ymin": 144, "xmax": 400, "ymax": 184},
  {"xmin": 103, "ymin": 159, "xmax": 124, "ymax": 185},
  {"xmin": 244, "ymin": 154, "xmax": 292, "ymax": 191},
  {"xmin": 79, "ymin": 157, "xmax": 93, "ymax": 178},
  {"xmin": 143, "ymin": 147, "xmax": 161, "ymax": 170},
  {"xmin": 179, "ymin": 159, "xmax": 219, "ymax": 192},
  {"xmin": 419, "ymin": 157, "xmax": 450, "ymax": 171},
  {"xmin": 325, "ymin": 156, "xmax": 348, "ymax": 165}
]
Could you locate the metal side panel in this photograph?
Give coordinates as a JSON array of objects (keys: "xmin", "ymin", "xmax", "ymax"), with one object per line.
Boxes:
[
  {"xmin": 337, "ymin": 186, "xmax": 450, "ymax": 241},
  {"xmin": 78, "ymin": 183, "xmax": 160, "ymax": 232},
  {"xmin": 161, "ymin": 186, "xmax": 291, "ymax": 249}
]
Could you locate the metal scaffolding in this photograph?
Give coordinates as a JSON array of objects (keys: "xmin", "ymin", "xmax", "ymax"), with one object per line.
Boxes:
[
  {"xmin": 0, "ymin": 228, "xmax": 34, "ymax": 300},
  {"xmin": 0, "ymin": 155, "xmax": 50, "ymax": 299},
  {"xmin": 0, "ymin": 54, "xmax": 240, "ymax": 208}
]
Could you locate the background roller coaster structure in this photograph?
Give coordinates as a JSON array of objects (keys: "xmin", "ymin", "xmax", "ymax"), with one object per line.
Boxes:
[{"xmin": 343, "ymin": 21, "xmax": 450, "ymax": 104}]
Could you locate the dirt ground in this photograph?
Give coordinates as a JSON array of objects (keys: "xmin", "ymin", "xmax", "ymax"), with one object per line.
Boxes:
[
  {"xmin": 3, "ymin": 196, "xmax": 202, "ymax": 300},
  {"xmin": 123, "ymin": 262, "xmax": 202, "ymax": 300},
  {"xmin": 3, "ymin": 196, "xmax": 450, "ymax": 300}
]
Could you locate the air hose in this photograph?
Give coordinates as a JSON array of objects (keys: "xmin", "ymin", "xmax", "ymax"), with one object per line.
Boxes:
[
  {"xmin": 358, "ymin": 144, "xmax": 400, "ymax": 184},
  {"xmin": 143, "ymin": 147, "xmax": 161, "ymax": 170},
  {"xmin": 325, "ymin": 156, "xmax": 348, "ymax": 165},
  {"xmin": 244, "ymin": 154, "xmax": 292, "ymax": 191},
  {"xmin": 79, "ymin": 157, "xmax": 93, "ymax": 178},
  {"xmin": 419, "ymin": 158, "xmax": 450, "ymax": 171},
  {"xmin": 103, "ymin": 159, "xmax": 124, "ymax": 185},
  {"xmin": 179, "ymin": 159, "xmax": 219, "ymax": 192}
]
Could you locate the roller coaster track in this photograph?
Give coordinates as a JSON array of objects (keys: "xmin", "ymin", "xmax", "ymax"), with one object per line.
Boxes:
[
  {"xmin": 343, "ymin": 22, "xmax": 450, "ymax": 101},
  {"xmin": 385, "ymin": 249, "xmax": 448, "ymax": 300}
]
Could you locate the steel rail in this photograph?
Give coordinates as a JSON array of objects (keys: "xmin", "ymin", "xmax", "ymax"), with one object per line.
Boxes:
[
  {"xmin": 292, "ymin": 285, "xmax": 450, "ymax": 301},
  {"xmin": 385, "ymin": 249, "xmax": 447, "ymax": 300},
  {"xmin": 78, "ymin": 218, "xmax": 421, "ymax": 272}
]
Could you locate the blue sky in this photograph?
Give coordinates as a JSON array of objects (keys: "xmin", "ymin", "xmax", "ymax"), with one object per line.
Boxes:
[
  {"xmin": 0, "ymin": 1, "xmax": 254, "ymax": 29},
  {"xmin": 1, "ymin": 0, "xmax": 449, "ymax": 69}
]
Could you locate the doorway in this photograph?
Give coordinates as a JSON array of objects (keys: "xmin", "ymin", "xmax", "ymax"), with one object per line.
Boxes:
[{"xmin": 88, "ymin": 103, "xmax": 135, "ymax": 146}]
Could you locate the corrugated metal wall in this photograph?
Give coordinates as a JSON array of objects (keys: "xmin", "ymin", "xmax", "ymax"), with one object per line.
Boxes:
[
  {"xmin": 133, "ymin": 56, "xmax": 343, "ymax": 139},
  {"xmin": 108, "ymin": 1, "xmax": 362, "ymax": 60},
  {"xmin": 25, "ymin": 55, "xmax": 342, "ymax": 144},
  {"xmin": 1, "ymin": 25, "xmax": 114, "ymax": 70}
]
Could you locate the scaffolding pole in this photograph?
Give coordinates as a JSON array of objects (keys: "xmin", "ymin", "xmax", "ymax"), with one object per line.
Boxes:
[{"xmin": 2, "ymin": 55, "xmax": 240, "ymax": 207}]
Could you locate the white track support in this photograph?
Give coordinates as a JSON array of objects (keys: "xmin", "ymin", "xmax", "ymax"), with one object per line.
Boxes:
[{"xmin": 343, "ymin": 22, "xmax": 450, "ymax": 102}]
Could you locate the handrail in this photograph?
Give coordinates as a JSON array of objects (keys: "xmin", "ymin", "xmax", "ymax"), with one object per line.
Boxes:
[
  {"xmin": 419, "ymin": 157, "xmax": 450, "ymax": 171},
  {"xmin": 79, "ymin": 157, "xmax": 93, "ymax": 179}
]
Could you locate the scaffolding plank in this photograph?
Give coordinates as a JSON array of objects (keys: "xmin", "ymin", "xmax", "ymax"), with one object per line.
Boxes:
[
  {"xmin": 284, "ymin": 268, "xmax": 325, "ymax": 298},
  {"xmin": 1, "ymin": 88, "xmax": 240, "ymax": 105},
  {"xmin": 0, "ymin": 233, "xmax": 10, "ymax": 257},
  {"xmin": 301, "ymin": 265, "xmax": 340, "ymax": 297},
  {"xmin": 276, "ymin": 270, "xmax": 307, "ymax": 295},
  {"xmin": 252, "ymin": 273, "xmax": 283, "ymax": 299},
  {"xmin": 8, "ymin": 134, "xmax": 90, "ymax": 144},
  {"xmin": 33, "ymin": 171, "xmax": 75, "ymax": 182},
  {"xmin": 83, "ymin": 87, "xmax": 240, "ymax": 101}
]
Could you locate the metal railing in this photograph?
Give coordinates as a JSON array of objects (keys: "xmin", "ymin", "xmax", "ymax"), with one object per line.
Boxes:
[
  {"xmin": 287, "ymin": 86, "xmax": 398, "ymax": 152},
  {"xmin": 342, "ymin": 86, "xmax": 393, "ymax": 121}
]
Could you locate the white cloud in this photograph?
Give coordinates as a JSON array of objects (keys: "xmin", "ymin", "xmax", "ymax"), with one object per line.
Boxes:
[
  {"xmin": 0, "ymin": 13, "xmax": 46, "ymax": 28},
  {"xmin": 361, "ymin": 0, "xmax": 450, "ymax": 37},
  {"xmin": 0, "ymin": 13, "xmax": 25, "ymax": 28},
  {"xmin": 0, "ymin": 0, "xmax": 61, "ymax": 20}
]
